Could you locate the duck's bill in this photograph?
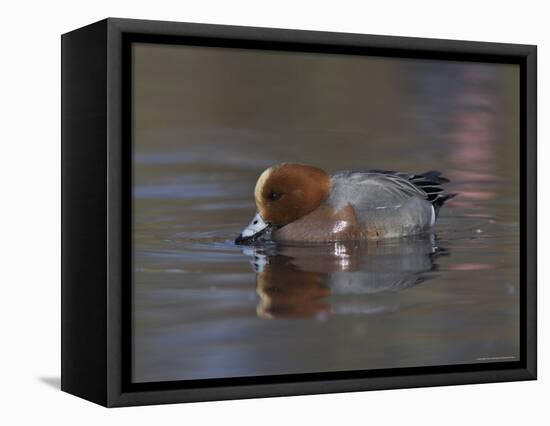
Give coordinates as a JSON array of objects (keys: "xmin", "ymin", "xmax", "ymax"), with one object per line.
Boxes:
[{"xmin": 235, "ymin": 213, "xmax": 273, "ymax": 245}]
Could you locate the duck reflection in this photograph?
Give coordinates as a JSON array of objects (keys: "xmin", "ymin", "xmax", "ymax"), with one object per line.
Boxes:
[{"xmin": 242, "ymin": 234, "xmax": 445, "ymax": 319}]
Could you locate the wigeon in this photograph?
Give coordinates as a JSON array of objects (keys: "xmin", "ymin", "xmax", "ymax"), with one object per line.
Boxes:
[{"xmin": 235, "ymin": 163, "xmax": 456, "ymax": 244}]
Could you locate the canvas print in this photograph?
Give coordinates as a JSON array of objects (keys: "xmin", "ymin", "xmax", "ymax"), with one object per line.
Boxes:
[{"xmin": 131, "ymin": 42, "xmax": 519, "ymax": 383}]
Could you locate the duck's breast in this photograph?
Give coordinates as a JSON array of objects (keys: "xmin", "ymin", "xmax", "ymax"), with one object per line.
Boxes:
[{"xmin": 273, "ymin": 203, "xmax": 361, "ymax": 242}]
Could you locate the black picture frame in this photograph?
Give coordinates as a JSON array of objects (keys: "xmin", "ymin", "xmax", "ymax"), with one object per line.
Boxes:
[{"xmin": 61, "ymin": 17, "xmax": 537, "ymax": 407}]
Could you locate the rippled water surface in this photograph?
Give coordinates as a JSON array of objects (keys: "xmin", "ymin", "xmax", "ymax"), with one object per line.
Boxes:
[{"xmin": 131, "ymin": 44, "xmax": 520, "ymax": 383}]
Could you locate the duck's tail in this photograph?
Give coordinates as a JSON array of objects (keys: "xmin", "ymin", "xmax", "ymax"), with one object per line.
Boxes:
[
  {"xmin": 431, "ymin": 192, "xmax": 457, "ymax": 217},
  {"xmin": 411, "ymin": 170, "xmax": 457, "ymax": 217}
]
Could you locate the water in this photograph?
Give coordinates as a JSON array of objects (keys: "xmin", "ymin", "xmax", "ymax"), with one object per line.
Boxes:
[{"xmin": 131, "ymin": 44, "xmax": 520, "ymax": 383}]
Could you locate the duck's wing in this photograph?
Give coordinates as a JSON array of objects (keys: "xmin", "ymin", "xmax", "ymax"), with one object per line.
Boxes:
[
  {"xmin": 367, "ymin": 170, "xmax": 451, "ymax": 203},
  {"xmin": 329, "ymin": 170, "xmax": 455, "ymax": 213},
  {"xmin": 328, "ymin": 171, "xmax": 430, "ymax": 211},
  {"xmin": 368, "ymin": 170, "xmax": 457, "ymax": 216}
]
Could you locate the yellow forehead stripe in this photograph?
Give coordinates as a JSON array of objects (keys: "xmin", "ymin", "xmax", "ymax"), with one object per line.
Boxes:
[{"xmin": 254, "ymin": 167, "xmax": 273, "ymax": 208}]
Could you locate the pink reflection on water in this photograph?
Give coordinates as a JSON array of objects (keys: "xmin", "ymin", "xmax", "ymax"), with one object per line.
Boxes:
[
  {"xmin": 448, "ymin": 263, "xmax": 495, "ymax": 271},
  {"xmin": 446, "ymin": 67, "xmax": 500, "ymax": 211}
]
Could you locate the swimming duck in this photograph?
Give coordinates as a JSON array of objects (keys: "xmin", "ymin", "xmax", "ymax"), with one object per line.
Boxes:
[{"xmin": 235, "ymin": 163, "xmax": 456, "ymax": 244}]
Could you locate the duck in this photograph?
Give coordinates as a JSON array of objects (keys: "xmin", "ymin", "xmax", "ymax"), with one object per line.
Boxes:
[{"xmin": 235, "ymin": 163, "xmax": 456, "ymax": 244}]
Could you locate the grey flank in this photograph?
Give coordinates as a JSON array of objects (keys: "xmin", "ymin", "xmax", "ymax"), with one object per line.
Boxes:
[{"xmin": 328, "ymin": 171, "xmax": 451, "ymax": 238}]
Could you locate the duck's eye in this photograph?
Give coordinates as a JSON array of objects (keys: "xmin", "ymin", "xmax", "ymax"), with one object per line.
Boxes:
[{"xmin": 267, "ymin": 191, "xmax": 282, "ymax": 202}]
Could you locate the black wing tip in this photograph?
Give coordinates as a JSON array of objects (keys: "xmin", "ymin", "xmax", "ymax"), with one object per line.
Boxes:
[{"xmin": 410, "ymin": 171, "xmax": 453, "ymax": 206}]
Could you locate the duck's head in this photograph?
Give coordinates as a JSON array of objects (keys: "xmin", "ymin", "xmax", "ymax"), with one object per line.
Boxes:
[{"xmin": 235, "ymin": 163, "xmax": 331, "ymax": 244}]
